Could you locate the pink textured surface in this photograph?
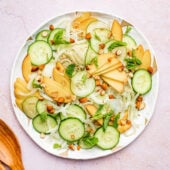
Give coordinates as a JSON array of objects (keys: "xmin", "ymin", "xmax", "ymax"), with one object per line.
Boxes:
[{"xmin": 0, "ymin": 0, "xmax": 169, "ymax": 169}]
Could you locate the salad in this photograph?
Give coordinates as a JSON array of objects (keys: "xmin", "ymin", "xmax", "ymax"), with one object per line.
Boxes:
[{"xmin": 14, "ymin": 12, "xmax": 156, "ymax": 151}]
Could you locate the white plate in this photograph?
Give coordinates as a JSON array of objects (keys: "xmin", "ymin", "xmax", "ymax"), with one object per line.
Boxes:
[{"xmin": 10, "ymin": 11, "xmax": 159, "ymax": 160}]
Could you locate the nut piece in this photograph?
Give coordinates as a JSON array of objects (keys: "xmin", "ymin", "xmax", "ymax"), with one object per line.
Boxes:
[
  {"xmin": 128, "ymin": 72, "xmax": 133, "ymax": 78},
  {"xmin": 107, "ymin": 57, "xmax": 113, "ymax": 63},
  {"xmin": 95, "ymin": 80, "xmax": 101, "ymax": 86},
  {"xmin": 139, "ymin": 102, "xmax": 145, "ymax": 110},
  {"xmin": 47, "ymin": 105, "xmax": 54, "ymax": 114},
  {"xmin": 93, "ymin": 75, "xmax": 100, "ymax": 80},
  {"xmin": 72, "ymin": 95, "xmax": 77, "ymax": 101},
  {"xmin": 147, "ymin": 66, "xmax": 153, "ymax": 74},
  {"xmin": 50, "ymin": 40, "xmax": 54, "ymax": 45},
  {"xmin": 57, "ymin": 97, "xmax": 65, "ymax": 103},
  {"xmin": 42, "ymin": 31, "xmax": 48, "ymax": 37},
  {"xmin": 109, "ymin": 94, "xmax": 114, "ymax": 99},
  {"xmin": 101, "ymin": 83, "xmax": 108, "ymax": 90},
  {"xmin": 127, "ymin": 50, "xmax": 132, "ymax": 56},
  {"xmin": 79, "ymin": 97, "xmax": 88, "ymax": 103},
  {"xmin": 118, "ymin": 65, "xmax": 124, "ymax": 72},
  {"xmin": 31, "ymin": 66, "xmax": 39, "ymax": 72},
  {"xmin": 38, "ymin": 96, "xmax": 44, "ymax": 101},
  {"xmin": 68, "ymin": 144, "xmax": 74, "ymax": 150},
  {"xmin": 136, "ymin": 95, "xmax": 143, "ymax": 102},
  {"xmin": 99, "ymin": 43, "xmax": 105, "ymax": 49},
  {"xmin": 85, "ymin": 33, "xmax": 91, "ymax": 40},
  {"xmin": 116, "ymin": 49, "xmax": 122, "ymax": 56},
  {"xmin": 70, "ymin": 38, "xmax": 75, "ymax": 43},
  {"xmin": 40, "ymin": 133, "xmax": 45, "ymax": 139},
  {"xmin": 39, "ymin": 64, "xmax": 45, "ymax": 70},
  {"xmin": 49, "ymin": 24, "xmax": 54, "ymax": 30},
  {"xmin": 100, "ymin": 90, "xmax": 105, "ymax": 96},
  {"xmin": 77, "ymin": 145, "xmax": 81, "ymax": 151}
]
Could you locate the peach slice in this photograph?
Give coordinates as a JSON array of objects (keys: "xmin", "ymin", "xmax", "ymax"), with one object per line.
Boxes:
[
  {"xmin": 101, "ymin": 76, "xmax": 124, "ymax": 93},
  {"xmin": 22, "ymin": 55, "xmax": 32, "ymax": 82},
  {"xmin": 111, "ymin": 20, "xmax": 123, "ymax": 41}
]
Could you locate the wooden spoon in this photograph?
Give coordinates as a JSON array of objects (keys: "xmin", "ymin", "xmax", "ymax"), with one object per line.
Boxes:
[{"xmin": 0, "ymin": 119, "xmax": 24, "ymax": 170}]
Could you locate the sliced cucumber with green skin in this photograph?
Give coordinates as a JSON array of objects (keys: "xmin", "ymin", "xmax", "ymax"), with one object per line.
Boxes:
[
  {"xmin": 32, "ymin": 115, "xmax": 57, "ymax": 134},
  {"xmin": 36, "ymin": 30, "xmax": 50, "ymax": 42},
  {"xmin": 94, "ymin": 126, "xmax": 120, "ymax": 150},
  {"xmin": 90, "ymin": 28, "xmax": 110, "ymax": 53},
  {"xmin": 28, "ymin": 41, "xmax": 52, "ymax": 66},
  {"xmin": 58, "ymin": 118, "xmax": 85, "ymax": 142},
  {"xmin": 87, "ymin": 21, "xmax": 109, "ymax": 34},
  {"xmin": 132, "ymin": 69, "xmax": 152, "ymax": 95},
  {"xmin": 36, "ymin": 100, "xmax": 56, "ymax": 114},
  {"xmin": 22, "ymin": 96, "xmax": 38, "ymax": 119},
  {"xmin": 123, "ymin": 35, "xmax": 136, "ymax": 50},
  {"xmin": 71, "ymin": 71, "xmax": 95, "ymax": 97},
  {"xmin": 85, "ymin": 45, "xmax": 98, "ymax": 64},
  {"xmin": 60, "ymin": 104, "xmax": 86, "ymax": 121}
]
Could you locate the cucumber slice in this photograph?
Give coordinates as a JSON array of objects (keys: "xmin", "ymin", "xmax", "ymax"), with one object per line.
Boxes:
[
  {"xmin": 32, "ymin": 115, "xmax": 57, "ymax": 134},
  {"xmin": 123, "ymin": 35, "xmax": 137, "ymax": 50},
  {"xmin": 85, "ymin": 45, "xmax": 98, "ymax": 64},
  {"xmin": 132, "ymin": 69, "xmax": 152, "ymax": 95},
  {"xmin": 90, "ymin": 28, "xmax": 110, "ymax": 53},
  {"xmin": 22, "ymin": 96, "xmax": 38, "ymax": 118},
  {"xmin": 60, "ymin": 104, "xmax": 86, "ymax": 121},
  {"xmin": 58, "ymin": 118, "xmax": 85, "ymax": 142},
  {"xmin": 28, "ymin": 41, "xmax": 52, "ymax": 66},
  {"xmin": 36, "ymin": 30, "xmax": 50, "ymax": 42},
  {"xmin": 94, "ymin": 126, "xmax": 120, "ymax": 150},
  {"xmin": 71, "ymin": 71, "xmax": 95, "ymax": 97},
  {"xmin": 87, "ymin": 21, "xmax": 109, "ymax": 34},
  {"xmin": 36, "ymin": 100, "xmax": 56, "ymax": 114}
]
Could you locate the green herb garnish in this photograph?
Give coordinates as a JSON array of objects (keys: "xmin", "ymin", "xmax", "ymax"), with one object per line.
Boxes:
[
  {"xmin": 82, "ymin": 73, "xmax": 87, "ymax": 83},
  {"xmin": 82, "ymin": 136, "xmax": 98, "ymax": 148},
  {"xmin": 40, "ymin": 112, "xmax": 48, "ymax": 122},
  {"xmin": 124, "ymin": 26, "xmax": 132, "ymax": 35},
  {"xmin": 94, "ymin": 33, "xmax": 101, "ymax": 41},
  {"xmin": 125, "ymin": 50, "xmax": 142, "ymax": 70},
  {"xmin": 53, "ymin": 29, "xmax": 70, "ymax": 45},
  {"xmin": 32, "ymin": 79, "xmax": 42, "ymax": 89},
  {"xmin": 108, "ymin": 41, "xmax": 127, "ymax": 51},
  {"xmin": 53, "ymin": 143, "xmax": 61, "ymax": 149},
  {"xmin": 65, "ymin": 64, "xmax": 76, "ymax": 78},
  {"xmin": 113, "ymin": 113, "xmax": 120, "ymax": 128},
  {"xmin": 103, "ymin": 114, "xmax": 112, "ymax": 131},
  {"xmin": 90, "ymin": 56, "xmax": 98, "ymax": 68},
  {"xmin": 95, "ymin": 105, "xmax": 104, "ymax": 115}
]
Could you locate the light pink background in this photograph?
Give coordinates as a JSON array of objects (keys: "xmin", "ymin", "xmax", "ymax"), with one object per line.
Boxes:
[{"xmin": 0, "ymin": 0, "xmax": 169, "ymax": 169}]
